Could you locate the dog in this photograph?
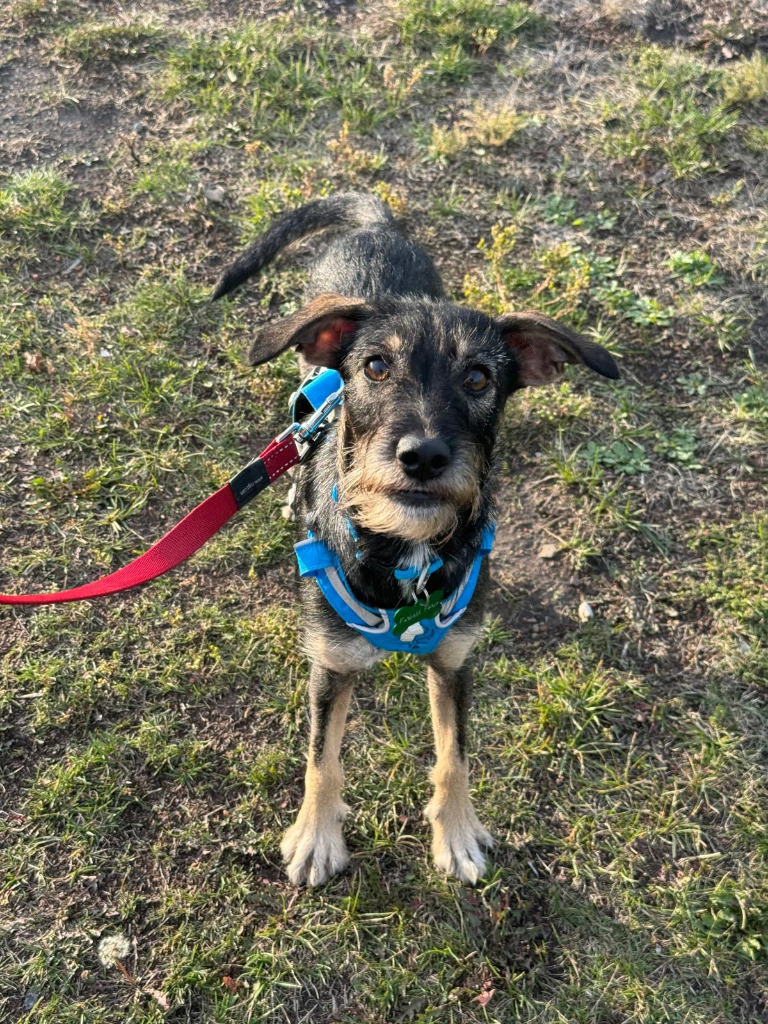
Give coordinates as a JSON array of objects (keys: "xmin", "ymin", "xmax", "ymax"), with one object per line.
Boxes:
[{"xmin": 213, "ymin": 192, "xmax": 619, "ymax": 886}]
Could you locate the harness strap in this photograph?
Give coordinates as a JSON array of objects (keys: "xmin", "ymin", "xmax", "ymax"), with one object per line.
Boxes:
[
  {"xmin": 440, "ymin": 523, "xmax": 495, "ymax": 620},
  {"xmin": 295, "ymin": 538, "xmax": 382, "ymax": 628},
  {"xmin": 295, "ymin": 521, "xmax": 496, "ymax": 645}
]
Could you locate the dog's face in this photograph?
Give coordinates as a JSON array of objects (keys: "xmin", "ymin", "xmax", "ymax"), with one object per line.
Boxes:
[{"xmin": 250, "ymin": 295, "xmax": 618, "ymax": 543}]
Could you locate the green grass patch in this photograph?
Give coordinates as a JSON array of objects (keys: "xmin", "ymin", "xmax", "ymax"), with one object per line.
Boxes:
[
  {"xmin": 720, "ymin": 50, "xmax": 768, "ymax": 106},
  {"xmin": 463, "ymin": 224, "xmax": 671, "ymax": 330},
  {"xmin": 397, "ymin": 0, "xmax": 540, "ymax": 58},
  {"xmin": 128, "ymin": 140, "xmax": 210, "ymax": 201},
  {"xmin": 601, "ymin": 46, "xmax": 740, "ymax": 178},
  {"xmin": 688, "ymin": 514, "xmax": 767, "ymax": 685},
  {"xmin": 0, "ymin": 167, "xmax": 86, "ymax": 242},
  {"xmin": 161, "ymin": 17, "xmax": 405, "ymax": 144},
  {"xmin": 421, "ymin": 102, "xmax": 530, "ymax": 162},
  {"xmin": 667, "ymin": 249, "xmax": 725, "ymax": 288},
  {"xmin": 394, "ymin": 0, "xmax": 542, "ymax": 78},
  {"xmin": 0, "ymin": 0, "xmax": 81, "ymax": 31},
  {"xmin": 51, "ymin": 19, "xmax": 165, "ymax": 64},
  {"xmin": 744, "ymin": 124, "xmax": 768, "ymax": 153}
]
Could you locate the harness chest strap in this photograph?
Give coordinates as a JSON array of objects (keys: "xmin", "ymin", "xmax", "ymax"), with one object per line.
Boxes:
[{"xmin": 294, "ymin": 522, "xmax": 496, "ymax": 654}]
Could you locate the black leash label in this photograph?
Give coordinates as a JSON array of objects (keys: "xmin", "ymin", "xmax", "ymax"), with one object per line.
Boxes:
[{"xmin": 230, "ymin": 459, "xmax": 270, "ymax": 509}]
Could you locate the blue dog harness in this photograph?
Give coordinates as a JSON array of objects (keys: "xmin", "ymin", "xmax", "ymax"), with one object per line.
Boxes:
[{"xmin": 291, "ymin": 370, "xmax": 496, "ymax": 655}]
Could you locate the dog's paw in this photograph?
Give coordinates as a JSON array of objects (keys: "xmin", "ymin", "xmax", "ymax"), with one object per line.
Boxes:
[
  {"xmin": 281, "ymin": 801, "xmax": 350, "ymax": 887},
  {"xmin": 425, "ymin": 797, "xmax": 493, "ymax": 884}
]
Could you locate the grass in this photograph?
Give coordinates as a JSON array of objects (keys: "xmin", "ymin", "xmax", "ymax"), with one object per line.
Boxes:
[
  {"xmin": 423, "ymin": 103, "xmax": 530, "ymax": 162},
  {"xmin": 0, "ymin": 167, "xmax": 91, "ymax": 249},
  {"xmin": 600, "ymin": 47, "xmax": 741, "ymax": 178},
  {"xmin": 160, "ymin": 17, "xmax": 405, "ymax": 143},
  {"xmin": 720, "ymin": 50, "xmax": 768, "ymax": 106},
  {"xmin": 1, "ymin": 1, "xmax": 767, "ymax": 1022},
  {"xmin": 51, "ymin": 20, "xmax": 165, "ymax": 64},
  {"xmin": 392, "ymin": 0, "xmax": 543, "ymax": 80}
]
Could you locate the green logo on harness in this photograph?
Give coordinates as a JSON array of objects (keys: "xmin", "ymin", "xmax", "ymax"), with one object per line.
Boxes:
[{"xmin": 393, "ymin": 590, "xmax": 444, "ymax": 637}]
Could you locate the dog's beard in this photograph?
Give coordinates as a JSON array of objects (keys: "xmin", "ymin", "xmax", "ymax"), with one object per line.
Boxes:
[
  {"xmin": 339, "ymin": 438, "xmax": 482, "ymax": 543},
  {"xmin": 348, "ymin": 488, "xmax": 460, "ymax": 543}
]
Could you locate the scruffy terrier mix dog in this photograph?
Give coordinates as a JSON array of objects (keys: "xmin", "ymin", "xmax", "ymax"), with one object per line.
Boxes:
[{"xmin": 213, "ymin": 193, "xmax": 619, "ymax": 886}]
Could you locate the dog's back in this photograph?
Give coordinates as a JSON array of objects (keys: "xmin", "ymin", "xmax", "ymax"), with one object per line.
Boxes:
[{"xmin": 212, "ymin": 192, "xmax": 444, "ymax": 303}]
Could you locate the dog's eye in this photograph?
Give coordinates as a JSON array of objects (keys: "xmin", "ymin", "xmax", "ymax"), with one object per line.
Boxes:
[
  {"xmin": 464, "ymin": 367, "xmax": 490, "ymax": 393},
  {"xmin": 364, "ymin": 357, "xmax": 389, "ymax": 382}
]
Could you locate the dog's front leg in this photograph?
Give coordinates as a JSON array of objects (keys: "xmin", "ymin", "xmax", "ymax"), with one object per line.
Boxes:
[
  {"xmin": 424, "ymin": 660, "xmax": 492, "ymax": 884},
  {"xmin": 281, "ymin": 666, "xmax": 353, "ymax": 886}
]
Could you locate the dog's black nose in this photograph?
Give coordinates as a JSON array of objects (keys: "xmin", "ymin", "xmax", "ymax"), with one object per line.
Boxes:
[{"xmin": 397, "ymin": 436, "xmax": 451, "ymax": 482}]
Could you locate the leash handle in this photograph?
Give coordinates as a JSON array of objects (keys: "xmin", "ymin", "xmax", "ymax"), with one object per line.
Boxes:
[{"xmin": 0, "ymin": 434, "xmax": 300, "ymax": 606}]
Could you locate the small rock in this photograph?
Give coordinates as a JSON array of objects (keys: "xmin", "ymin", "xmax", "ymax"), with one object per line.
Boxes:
[
  {"xmin": 24, "ymin": 991, "xmax": 40, "ymax": 1011},
  {"xmin": 568, "ymin": 575, "xmax": 581, "ymax": 587},
  {"xmin": 133, "ymin": 121, "xmax": 147, "ymax": 135},
  {"xmin": 204, "ymin": 185, "xmax": 227, "ymax": 204},
  {"xmin": 538, "ymin": 543, "xmax": 560, "ymax": 560},
  {"xmin": 578, "ymin": 601, "xmax": 594, "ymax": 622}
]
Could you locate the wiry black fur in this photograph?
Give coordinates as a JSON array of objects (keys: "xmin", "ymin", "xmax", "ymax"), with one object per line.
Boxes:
[{"xmin": 213, "ymin": 192, "xmax": 444, "ymax": 302}]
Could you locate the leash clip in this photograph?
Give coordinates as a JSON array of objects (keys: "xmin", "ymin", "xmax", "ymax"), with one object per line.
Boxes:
[
  {"xmin": 295, "ymin": 385, "xmax": 344, "ymax": 445},
  {"xmin": 284, "ymin": 368, "xmax": 345, "ymax": 461},
  {"xmin": 275, "ymin": 422, "xmax": 300, "ymax": 443},
  {"xmin": 274, "ymin": 385, "xmax": 343, "ymax": 463}
]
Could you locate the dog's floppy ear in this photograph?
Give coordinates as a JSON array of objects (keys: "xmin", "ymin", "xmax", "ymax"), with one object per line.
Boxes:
[
  {"xmin": 249, "ymin": 293, "xmax": 373, "ymax": 367},
  {"xmin": 496, "ymin": 310, "xmax": 619, "ymax": 386}
]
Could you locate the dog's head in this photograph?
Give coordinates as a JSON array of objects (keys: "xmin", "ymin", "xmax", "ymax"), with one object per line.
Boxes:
[{"xmin": 249, "ymin": 294, "xmax": 619, "ymax": 543}]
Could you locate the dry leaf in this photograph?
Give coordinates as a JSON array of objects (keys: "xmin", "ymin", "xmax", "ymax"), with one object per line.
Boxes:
[
  {"xmin": 23, "ymin": 351, "xmax": 44, "ymax": 373},
  {"xmin": 147, "ymin": 988, "xmax": 171, "ymax": 1011},
  {"xmin": 476, "ymin": 987, "xmax": 495, "ymax": 1006}
]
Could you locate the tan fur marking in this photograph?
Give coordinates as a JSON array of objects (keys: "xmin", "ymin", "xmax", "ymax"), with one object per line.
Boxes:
[
  {"xmin": 340, "ymin": 453, "xmax": 482, "ymax": 543},
  {"xmin": 303, "ymin": 631, "xmax": 385, "ymax": 673},
  {"xmin": 432, "ymin": 625, "xmax": 481, "ymax": 671},
  {"xmin": 424, "ymin": 666, "xmax": 492, "ymax": 883},
  {"xmin": 281, "ymin": 685, "xmax": 354, "ymax": 886},
  {"xmin": 350, "ymin": 491, "xmax": 460, "ymax": 543},
  {"xmin": 336, "ymin": 411, "xmax": 483, "ymax": 543}
]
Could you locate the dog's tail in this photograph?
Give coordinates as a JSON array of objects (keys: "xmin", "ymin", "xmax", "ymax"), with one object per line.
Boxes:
[{"xmin": 211, "ymin": 192, "xmax": 395, "ymax": 301}]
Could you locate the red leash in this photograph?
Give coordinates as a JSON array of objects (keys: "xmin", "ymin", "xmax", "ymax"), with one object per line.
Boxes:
[{"xmin": 0, "ymin": 433, "xmax": 300, "ymax": 606}]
